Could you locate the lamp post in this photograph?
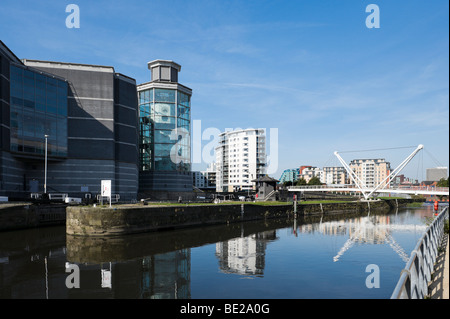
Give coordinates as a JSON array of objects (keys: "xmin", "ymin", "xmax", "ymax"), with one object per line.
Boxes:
[{"xmin": 44, "ymin": 134, "xmax": 48, "ymax": 194}]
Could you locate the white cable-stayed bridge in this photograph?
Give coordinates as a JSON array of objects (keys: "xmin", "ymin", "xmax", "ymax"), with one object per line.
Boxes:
[{"xmin": 288, "ymin": 144, "xmax": 449, "ymax": 199}]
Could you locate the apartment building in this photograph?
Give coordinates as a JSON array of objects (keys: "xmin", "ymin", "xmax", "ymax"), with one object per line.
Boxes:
[
  {"xmin": 349, "ymin": 158, "xmax": 391, "ymax": 188},
  {"xmin": 215, "ymin": 129, "xmax": 266, "ymax": 192},
  {"xmin": 323, "ymin": 166, "xmax": 348, "ymax": 185},
  {"xmin": 193, "ymin": 163, "xmax": 216, "ymax": 190},
  {"xmin": 300, "ymin": 166, "xmax": 325, "ymax": 183}
]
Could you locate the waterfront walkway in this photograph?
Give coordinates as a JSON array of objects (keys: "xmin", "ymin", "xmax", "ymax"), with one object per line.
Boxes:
[{"xmin": 428, "ymin": 232, "xmax": 449, "ymax": 299}]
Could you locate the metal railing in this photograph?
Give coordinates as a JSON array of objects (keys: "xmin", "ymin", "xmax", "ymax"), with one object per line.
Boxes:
[
  {"xmin": 391, "ymin": 206, "xmax": 448, "ymax": 299},
  {"xmin": 288, "ymin": 185, "xmax": 450, "ymax": 192},
  {"xmin": 96, "ymin": 194, "xmax": 120, "ymax": 204}
]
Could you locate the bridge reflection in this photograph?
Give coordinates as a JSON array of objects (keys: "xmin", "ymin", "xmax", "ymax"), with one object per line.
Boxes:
[{"xmin": 292, "ymin": 213, "xmax": 426, "ymax": 263}]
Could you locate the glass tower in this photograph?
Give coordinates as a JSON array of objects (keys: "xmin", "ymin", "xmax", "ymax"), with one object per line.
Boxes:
[
  {"xmin": 138, "ymin": 60, "xmax": 191, "ymax": 172},
  {"xmin": 137, "ymin": 60, "xmax": 192, "ymax": 192}
]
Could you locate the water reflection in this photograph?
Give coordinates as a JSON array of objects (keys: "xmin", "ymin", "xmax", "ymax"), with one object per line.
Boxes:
[
  {"xmin": 293, "ymin": 211, "xmax": 427, "ymax": 263},
  {"xmin": 216, "ymin": 230, "xmax": 277, "ymax": 277},
  {"xmin": 0, "ymin": 207, "xmax": 434, "ymax": 299}
]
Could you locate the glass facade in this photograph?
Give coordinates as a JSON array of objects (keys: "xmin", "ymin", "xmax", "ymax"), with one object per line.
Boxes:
[
  {"xmin": 139, "ymin": 88, "xmax": 191, "ymax": 171},
  {"xmin": 10, "ymin": 65, "xmax": 68, "ymax": 157}
]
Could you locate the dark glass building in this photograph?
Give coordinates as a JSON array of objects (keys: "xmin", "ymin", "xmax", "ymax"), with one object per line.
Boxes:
[{"xmin": 0, "ymin": 40, "xmax": 139, "ymax": 200}]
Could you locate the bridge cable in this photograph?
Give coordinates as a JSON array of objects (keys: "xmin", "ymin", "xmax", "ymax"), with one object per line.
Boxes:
[
  {"xmin": 337, "ymin": 145, "xmax": 417, "ymax": 154},
  {"xmin": 424, "ymin": 148, "xmax": 444, "ymax": 168}
]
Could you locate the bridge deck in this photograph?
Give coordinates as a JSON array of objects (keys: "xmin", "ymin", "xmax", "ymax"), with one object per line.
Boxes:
[{"xmin": 288, "ymin": 186, "xmax": 449, "ymax": 196}]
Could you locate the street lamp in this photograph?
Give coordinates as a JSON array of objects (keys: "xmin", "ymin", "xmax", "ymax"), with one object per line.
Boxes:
[{"xmin": 44, "ymin": 134, "xmax": 48, "ymax": 194}]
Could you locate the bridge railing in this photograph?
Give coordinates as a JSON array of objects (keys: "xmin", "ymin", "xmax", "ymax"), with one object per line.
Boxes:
[
  {"xmin": 288, "ymin": 185, "xmax": 359, "ymax": 190},
  {"xmin": 391, "ymin": 206, "xmax": 448, "ymax": 299},
  {"xmin": 396, "ymin": 186, "xmax": 449, "ymax": 192}
]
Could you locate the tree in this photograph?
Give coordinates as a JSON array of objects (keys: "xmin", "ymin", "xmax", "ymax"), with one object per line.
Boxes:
[
  {"xmin": 307, "ymin": 176, "xmax": 322, "ymax": 185},
  {"xmin": 295, "ymin": 178, "xmax": 307, "ymax": 186},
  {"xmin": 284, "ymin": 181, "xmax": 293, "ymax": 187},
  {"xmin": 437, "ymin": 177, "xmax": 449, "ymax": 188}
]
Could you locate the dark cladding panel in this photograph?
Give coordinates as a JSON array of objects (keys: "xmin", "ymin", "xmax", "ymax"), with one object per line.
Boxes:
[
  {"xmin": 114, "ymin": 75, "xmax": 139, "ymax": 165},
  {"xmin": 68, "ymin": 139, "xmax": 115, "ymax": 160},
  {"xmin": 115, "ymin": 143, "xmax": 138, "ymax": 164},
  {"xmin": 68, "ymin": 118, "xmax": 114, "ymax": 140},
  {"xmin": 67, "ymin": 96, "xmax": 114, "ymax": 119},
  {"xmin": 29, "ymin": 65, "xmax": 115, "ymax": 101}
]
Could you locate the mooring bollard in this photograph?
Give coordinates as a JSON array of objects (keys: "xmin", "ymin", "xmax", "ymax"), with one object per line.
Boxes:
[
  {"xmin": 294, "ymin": 199, "xmax": 297, "ymax": 217},
  {"xmin": 293, "ymin": 194, "xmax": 297, "ymax": 218}
]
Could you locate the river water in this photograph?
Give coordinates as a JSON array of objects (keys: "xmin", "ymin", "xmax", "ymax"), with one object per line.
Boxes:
[{"xmin": 0, "ymin": 205, "xmax": 438, "ymax": 299}]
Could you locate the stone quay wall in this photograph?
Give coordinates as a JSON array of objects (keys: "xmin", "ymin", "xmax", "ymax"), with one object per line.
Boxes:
[{"xmin": 66, "ymin": 199, "xmax": 411, "ymax": 237}]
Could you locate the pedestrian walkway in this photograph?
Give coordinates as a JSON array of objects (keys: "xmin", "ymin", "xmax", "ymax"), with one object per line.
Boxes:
[{"xmin": 428, "ymin": 232, "xmax": 449, "ymax": 299}]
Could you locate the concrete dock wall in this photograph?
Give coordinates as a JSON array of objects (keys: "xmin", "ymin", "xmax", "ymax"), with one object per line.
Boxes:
[
  {"xmin": 0, "ymin": 203, "xmax": 66, "ymax": 231},
  {"xmin": 66, "ymin": 203, "xmax": 291, "ymax": 236},
  {"xmin": 66, "ymin": 199, "xmax": 410, "ymax": 237}
]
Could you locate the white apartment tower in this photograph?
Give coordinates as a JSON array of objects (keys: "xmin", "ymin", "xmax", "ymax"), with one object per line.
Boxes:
[{"xmin": 215, "ymin": 129, "xmax": 266, "ymax": 192}]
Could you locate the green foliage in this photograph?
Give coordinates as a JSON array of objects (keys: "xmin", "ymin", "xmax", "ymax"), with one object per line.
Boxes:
[
  {"xmin": 436, "ymin": 177, "xmax": 449, "ymax": 187},
  {"xmin": 307, "ymin": 176, "xmax": 322, "ymax": 185}
]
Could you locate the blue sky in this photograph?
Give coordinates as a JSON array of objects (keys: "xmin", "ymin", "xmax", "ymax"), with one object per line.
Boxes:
[{"xmin": 1, "ymin": 0, "xmax": 448, "ymax": 180}]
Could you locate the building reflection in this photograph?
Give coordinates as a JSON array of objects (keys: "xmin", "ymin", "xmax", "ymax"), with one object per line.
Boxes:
[
  {"xmin": 141, "ymin": 250, "xmax": 191, "ymax": 299},
  {"xmin": 67, "ymin": 249, "xmax": 191, "ymax": 299},
  {"xmin": 215, "ymin": 230, "xmax": 276, "ymax": 277}
]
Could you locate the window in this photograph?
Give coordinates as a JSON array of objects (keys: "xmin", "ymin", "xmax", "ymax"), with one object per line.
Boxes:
[
  {"xmin": 155, "ymin": 89, "xmax": 175, "ymax": 103},
  {"xmin": 9, "ymin": 66, "xmax": 67, "ymax": 157}
]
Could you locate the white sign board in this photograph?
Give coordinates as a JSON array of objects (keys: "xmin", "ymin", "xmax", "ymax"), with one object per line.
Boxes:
[
  {"xmin": 101, "ymin": 269, "xmax": 112, "ymax": 289},
  {"xmin": 101, "ymin": 180, "xmax": 111, "ymax": 197}
]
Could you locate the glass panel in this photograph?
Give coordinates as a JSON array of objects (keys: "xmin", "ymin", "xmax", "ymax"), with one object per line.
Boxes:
[
  {"xmin": 154, "ymin": 115, "xmax": 176, "ymax": 130},
  {"xmin": 154, "ymin": 130, "xmax": 174, "ymax": 144},
  {"xmin": 177, "ymin": 105, "xmax": 190, "ymax": 120},
  {"xmin": 46, "ymin": 81, "xmax": 57, "ymax": 114},
  {"xmin": 45, "ymin": 115, "xmax": 57, "ymax": 137},
  {"xmin": 10, "ymin": 80, "xmax": 23, "ymax": 99},
  {"xmin": 11, "ymin": 96, "xmax": 23, "ymax": 108},
  {"xmin": 139, "ymin": 103, "xmax": 151, "ymax": 117},
  {"xmin": 57, "ymin": 82, "xmax": 67, "ymax": 116},
  {"xmin": 154, "ymin": 103, "xmax": 175, "ymax": 116},
  {"xmin": 139, "ymin": 89, "xmax": 153, "ymax": 104},
  {"xmin": 154, "ymin": 157, "xmax": 177, "ymax": 171},
  {"xmin": 35, "ymin": 140, "xmax": 45, "ymax": 155},
  {"xmin": 35, "ymin": 112, "xmax": 46, "ymax": 138},
  {"xmin": 177, "ymin": 118, "xmax": 190, "ymax": 130},
  {"xmin": 155, "ymin": 89, "xmax": 175, "ymax": 103},
  {"xmin": 154, "ymin": 143, "xmax": 174, "ymax": 158},
  {"xmin": 10, "ymin": 66, "xmax": 23, "ymax": 82},
  {"xmin": 23, "ymin": 111, "xmax": 35, "ymax": 137},
  {"xmin": 177, "ymin": 91, "xmax": 190, "ymax": 107}
]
